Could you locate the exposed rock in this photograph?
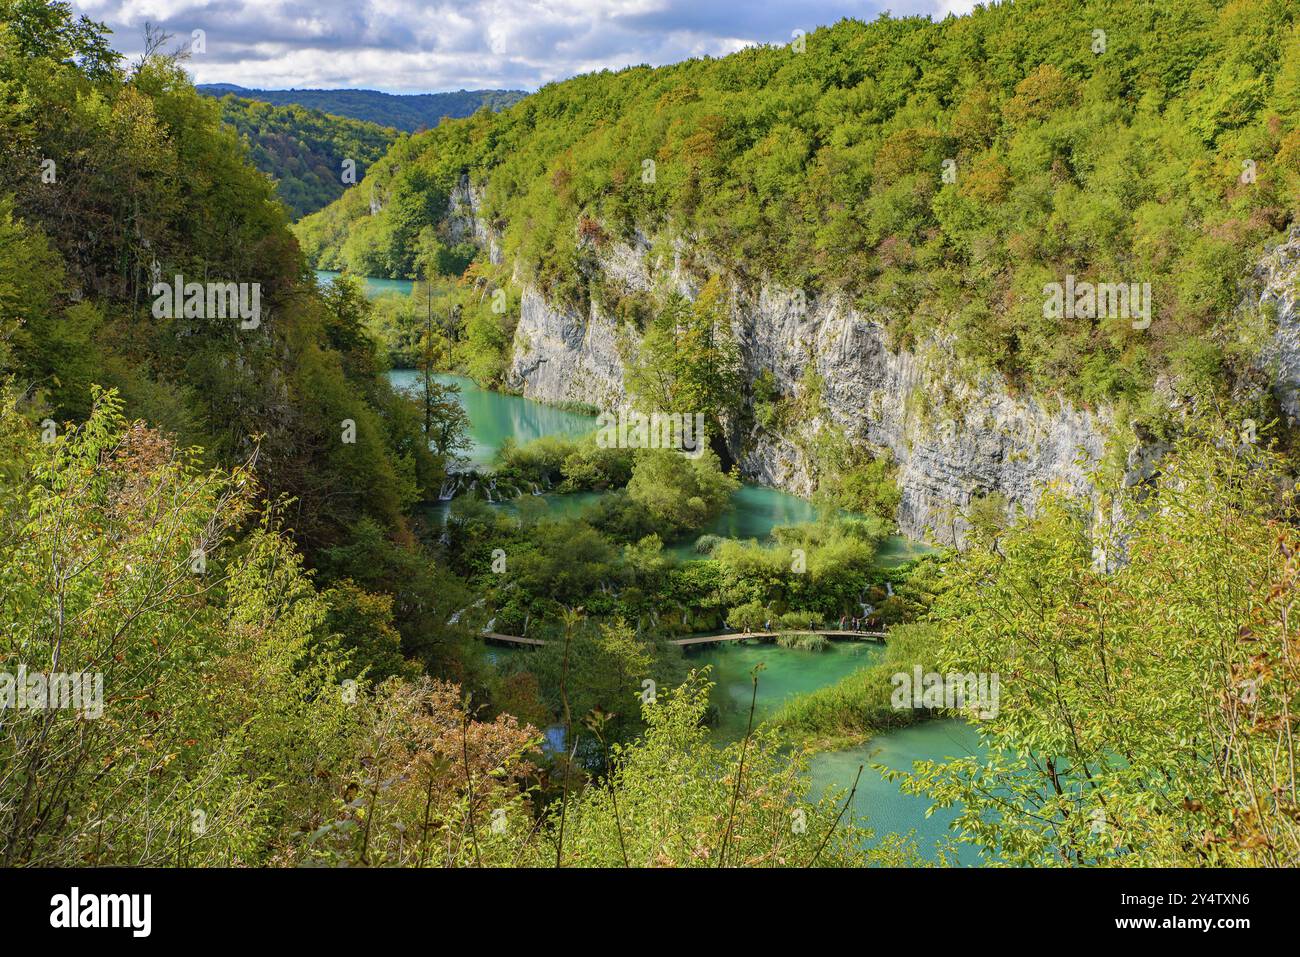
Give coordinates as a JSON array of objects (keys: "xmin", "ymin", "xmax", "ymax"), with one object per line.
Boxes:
[
  {"xmin": 447, "ymin": 176, "xmax": 502, "ymax": 265},
  {"xmin": 731, "ymin": 285, "xmax": 1110, "ymax": 542},
  {"xmin": 1253, "ymin": 226, "xmax": 1300, "ymax": 426},
  {"xmin": 504, "ymin": 286, "xmax": 627, "ymax": 409},
  {"xmin": 503, "ymin": 240, "xmax": 1110, "ymax": 542},
  {"xmin": 464, "ymin": 196, "xmax": 1300, "ymax": 545}
]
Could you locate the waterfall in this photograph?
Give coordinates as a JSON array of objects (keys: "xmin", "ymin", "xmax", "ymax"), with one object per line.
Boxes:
[{"xmin": 447, "ymin": 597, "xmax": 484, "ymax": 626}]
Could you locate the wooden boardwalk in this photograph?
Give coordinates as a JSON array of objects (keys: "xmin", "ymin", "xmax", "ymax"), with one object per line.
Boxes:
[
  {"xmin": 483, "ymin": 628, "xmax": 885, "ymax": 648},
  {"xmin": 669, "ymin": 629, "xmax": 886, "ymax": 646},
  {"xmin": 483, "ymin": 632, "xmax": 546, "ymax": 647}
]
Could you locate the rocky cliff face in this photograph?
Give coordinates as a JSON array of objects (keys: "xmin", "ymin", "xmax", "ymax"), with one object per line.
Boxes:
[
  {"xmin": 447, "ymin": 177, "xmax": 502, "ymax": 266},
  {"xmin": 732, "ymin": 287, "xmax": 1111, "ymax": 542},
  {"xmin": 1254, "ymin": 228, "xmax": 1300, "ymax": 427},
  {"xmin": 501, "ymin": 233, "xmax": 1110, "ymax": 542},
  {"xmin": 506, "ymin": 286, "xmax": 628, "ymax": 409},
  {"xmin": 459, "ymin": 184, "xmax": 1299, "ymax": 544}
]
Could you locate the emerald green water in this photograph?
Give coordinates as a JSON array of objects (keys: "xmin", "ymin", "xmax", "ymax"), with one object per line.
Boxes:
[
  {"xmin": 693, "ymin": 484, "xmax": 819, "ymax": 542},
  {"xmin": 316, "ymin": 269, "xmax": 416, "ymax": 299},
  {"xmin": 389, "ymin": 369, "xmax": 597, "ymax": 466},
  {"xmin": 807, "ymin": 721, "xmax": 985, "ymax": 864},
  {"xmin": 381, "ymin": 345, "xmax": 965, "ymax": 862},
  {"xmin": 686, "ymin": 640, "xmax": 885, "ymax": 741},
  {"xmin": 688, "ymin": 640, "xmax": 983, "ymax": 862},
  {"xmin": 386, "ymin": 369, "xmax": 927, "ymax": 556}
]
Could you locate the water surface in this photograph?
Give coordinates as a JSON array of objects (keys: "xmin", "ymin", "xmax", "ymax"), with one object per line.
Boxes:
[
  {"xmin": 389, "ymin": 370, "xmax": 597, "ymax": 466},
  {"xmin": 687, "ymin": 640, "xmax": 983, "ymax": 861},
  {"xmin": 316, "ymin": 269, "xmax": 415, "ymax": 299},
  {"xmin": 808, "ymin": 720, "xmax": 986, "ymax": 864},
  {"xmin": 381, "ymin": 355, "xmax": 969, "ymax": 862}
]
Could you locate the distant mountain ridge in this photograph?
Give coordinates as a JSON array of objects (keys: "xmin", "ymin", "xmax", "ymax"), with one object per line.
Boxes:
[{"xmin": 198, "ymin": 84, "xmax": 527, "ymax": 131}]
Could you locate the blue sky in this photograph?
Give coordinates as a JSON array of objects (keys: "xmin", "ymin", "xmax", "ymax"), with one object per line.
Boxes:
[{"xmin": 72, "ymin": 0, "xmax": 979, "ymax": 93}]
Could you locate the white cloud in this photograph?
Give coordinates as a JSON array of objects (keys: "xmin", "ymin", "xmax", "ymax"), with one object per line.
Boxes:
[{"xmin": 72, "ymin": 0, "xmax": 972, "ymax": 92}]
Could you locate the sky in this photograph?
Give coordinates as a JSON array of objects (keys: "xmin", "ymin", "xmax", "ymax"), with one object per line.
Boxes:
[{"xmin": 71, "ymin": 0, "xmax": 979, "ymax": 93}]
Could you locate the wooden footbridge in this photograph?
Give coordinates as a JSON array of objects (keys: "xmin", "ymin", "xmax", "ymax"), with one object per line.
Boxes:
[{"xmin": 482, "ymin": 628, "xmax": 886, "ymax": 648}]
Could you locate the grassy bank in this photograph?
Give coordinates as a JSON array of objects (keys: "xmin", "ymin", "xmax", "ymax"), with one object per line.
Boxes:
[{"xmin": 771, "ymin": 624, "xmax": 943, "ymax": 752}]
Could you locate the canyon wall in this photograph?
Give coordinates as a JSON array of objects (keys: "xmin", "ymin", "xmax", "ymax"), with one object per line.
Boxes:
[
  {"xmin": 453, "ymin": 178, "xmax": 1299, "ymax": 543},
  {"xmin": 502, "ymin": 229, "xmax": 1110, "ymax": 542}
]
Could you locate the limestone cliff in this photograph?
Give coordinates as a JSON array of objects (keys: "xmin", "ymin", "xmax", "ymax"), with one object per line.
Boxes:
[
  {"xmin": 501, "ymin": 232, "xmax": 1109, "ymax": 542},
  {"xmin": 450, "ymin": 177, "xmax": 1298, "ymax": 543}
]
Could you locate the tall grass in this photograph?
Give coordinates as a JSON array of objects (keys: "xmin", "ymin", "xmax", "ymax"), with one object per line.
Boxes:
[
  {"xmin": 775, "ymin": 632, "xmax": 829, "ymax": 652},
  {"xmin": 771, "ymin": 624, "xmax": 941, "ymax": 750}
]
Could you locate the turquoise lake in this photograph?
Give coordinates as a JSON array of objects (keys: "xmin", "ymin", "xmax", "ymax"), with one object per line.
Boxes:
[{"xmin": 362, "ymin": 274, "xmax": 969, "ymax": 862}]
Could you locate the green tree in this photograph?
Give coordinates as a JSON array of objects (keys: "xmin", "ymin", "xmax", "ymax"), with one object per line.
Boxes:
[
  {"xmin": 899, "ymin": 423, "xmax": 1300, "ymax": 866},
  {"xmin": 624, "ymin": 277, "xmax": 742, "ymax": 450},
  {"xmin": 536, "ymin": 673, "xmax": 918, "ymax": 866},
  {"xmin": 625, "ymin": 446, "xmax": 739, "ymax": 534}
]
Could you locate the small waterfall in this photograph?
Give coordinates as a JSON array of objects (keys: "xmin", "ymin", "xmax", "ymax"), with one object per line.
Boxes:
[
  {"xmin": 542, "ymin": 724, "xmax": 566, "ymax": 755},
  {"xmin": 530, "ymin": 482, "xmax": 542, "ymax": 496},
  {"xmin": 438, "ymin": 475, "xmax": 458, "ymax": 501},
  {"xmin": 482, "ymin": 616, "xmax": 496, "ymax": 634},
  {"xmin": 447, "ymin": 597, "xmax": 484, "ymax": 626},
  {"xmin": 884, "ymin": 581, "xmax": 894, "ymax": 597}
]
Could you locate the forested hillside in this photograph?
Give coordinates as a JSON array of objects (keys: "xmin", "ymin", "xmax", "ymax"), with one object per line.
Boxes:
[
  {"xmin": 198, "ymin": 83, "xmax": 527, "ymax": 132},
  {"xmin": 2, "ymin": 0, "xmax": 1299, "ymax": 871},
  {"xmin": 0, "ymin": 1, "xmax": 901, "ymax": 869},
  {"xmin": 298, "ymin": 0, "xmax": 1300, "ymax": 418},
  {"xmin": 215, "ymin": 95, "xmax": 399, "ymax": 218}
]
